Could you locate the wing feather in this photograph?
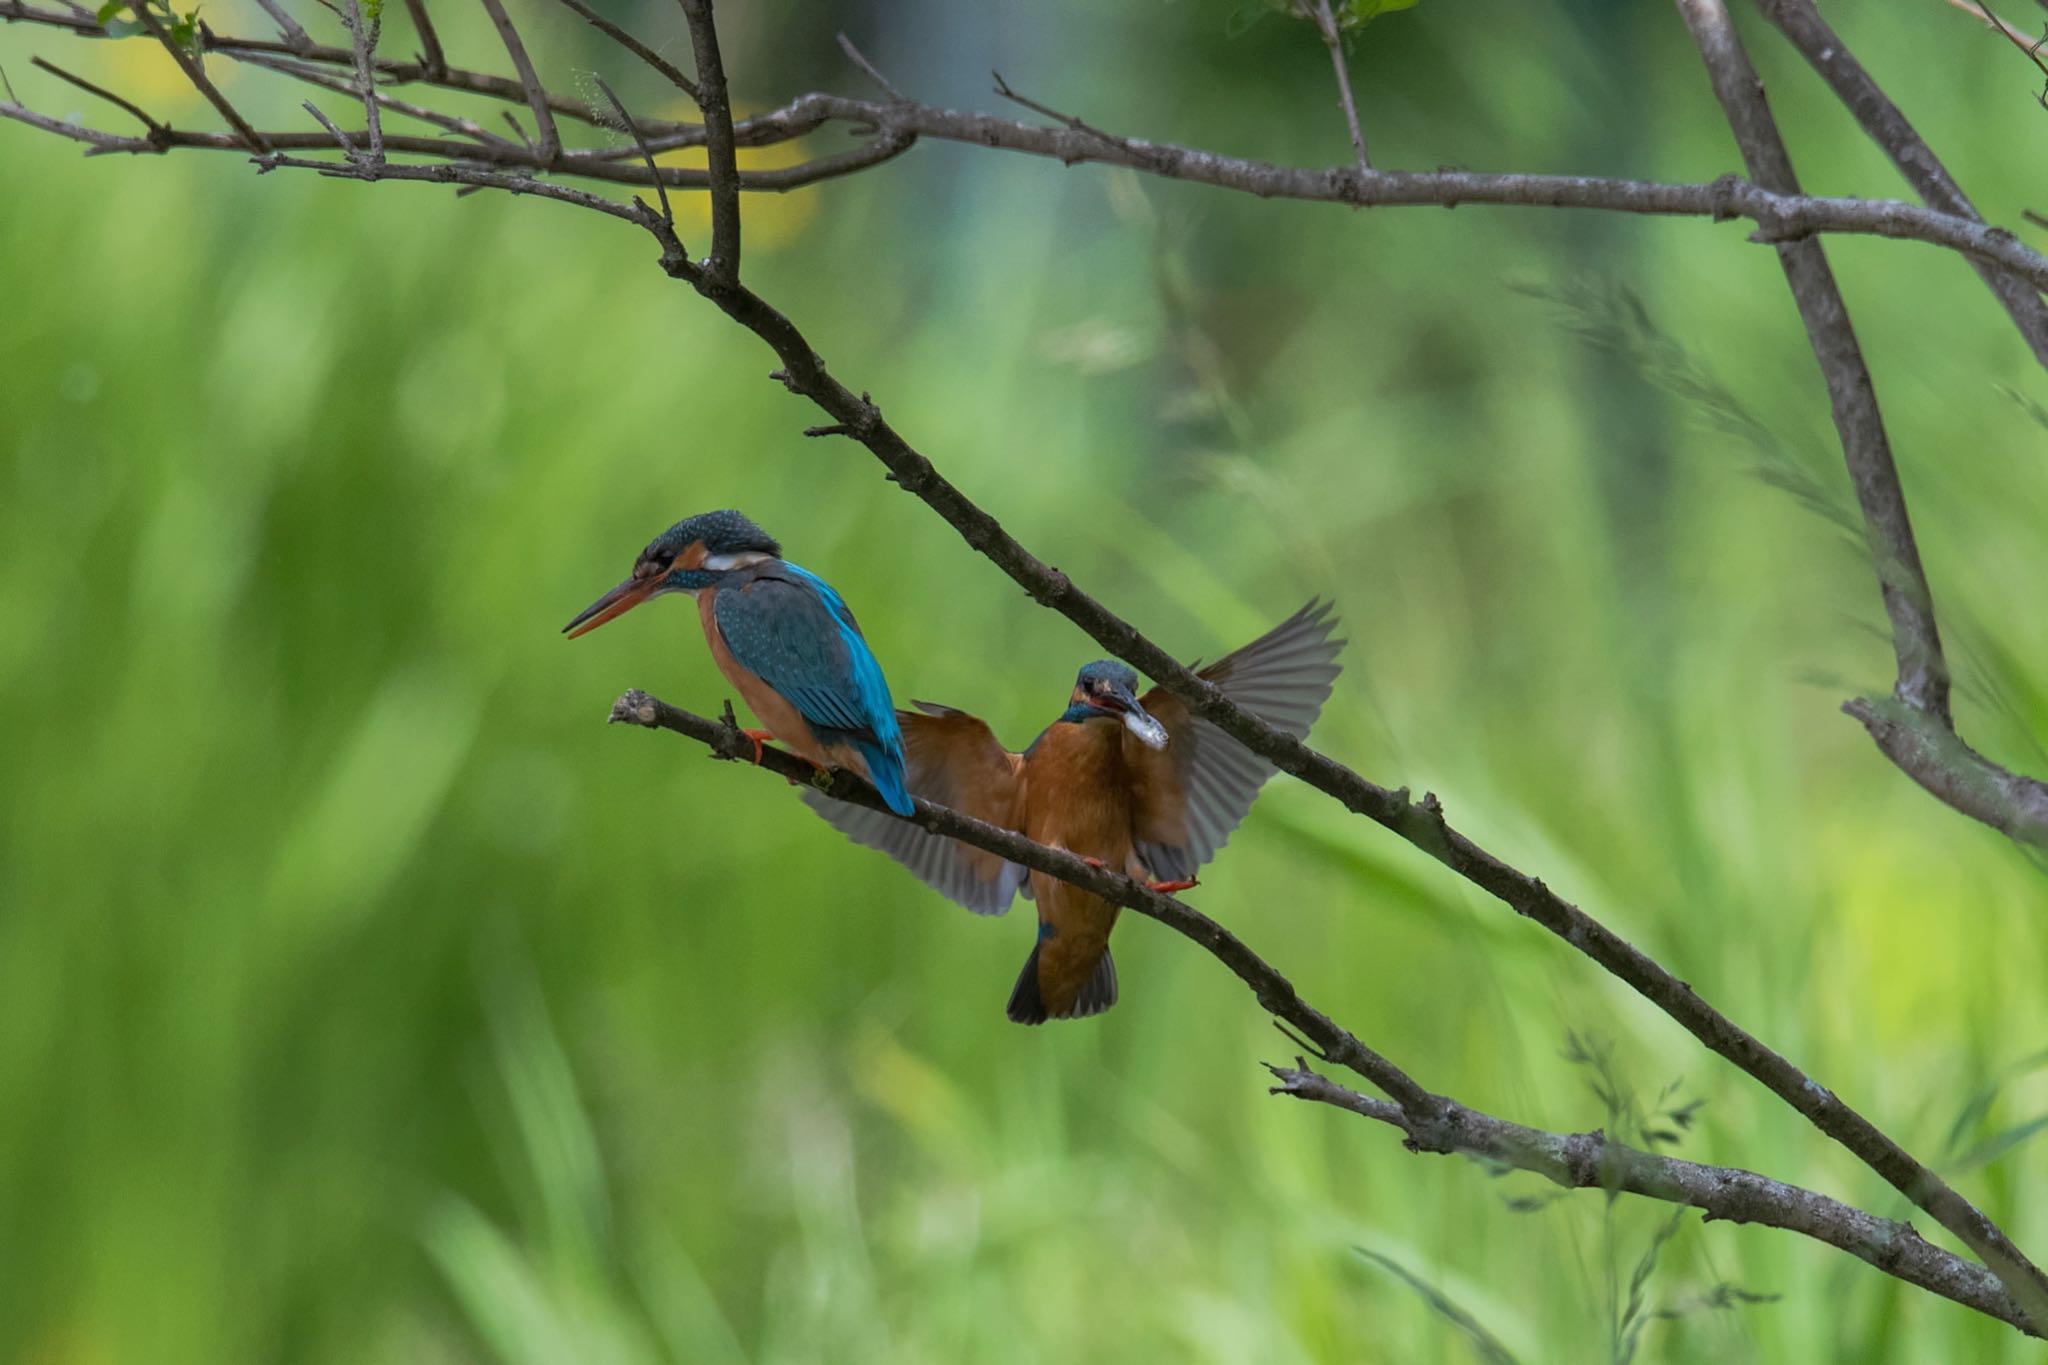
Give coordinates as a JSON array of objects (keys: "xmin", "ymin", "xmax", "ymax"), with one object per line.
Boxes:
[
  {"xmin": 802, "ymin": 706, "xmax": 1027, "ymax": 916},
  {"xmin": 1127, "ymin": 600, "xmax": 1343, "ymax": 880}
]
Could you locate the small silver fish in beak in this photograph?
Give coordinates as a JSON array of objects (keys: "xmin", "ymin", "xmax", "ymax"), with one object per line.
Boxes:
[{"xmin": 1100, "ymin": 676, "xmax": 1168, "ymax": 750}]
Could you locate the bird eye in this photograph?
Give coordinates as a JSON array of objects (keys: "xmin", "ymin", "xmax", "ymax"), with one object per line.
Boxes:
[{"xmin": 639, "ymin": 551, "xmax": 675, "ymax": 578}]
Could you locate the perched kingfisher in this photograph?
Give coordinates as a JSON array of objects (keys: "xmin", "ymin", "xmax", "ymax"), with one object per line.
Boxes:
[
  {"xmin": 564, "ymin": 510, "xmax": 915, "ymax": 816},
  {"xmin": 804, "ymin": 602, "xmax": 1342, "ymax": 1022}
]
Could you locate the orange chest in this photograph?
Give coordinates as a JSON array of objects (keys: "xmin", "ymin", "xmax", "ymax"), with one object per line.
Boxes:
[{"xmin": 1019, "ymin": 721, "xmax": 1138, "ymax": 859}]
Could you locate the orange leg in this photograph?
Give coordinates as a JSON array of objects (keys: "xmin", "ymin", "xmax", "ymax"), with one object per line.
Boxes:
[
  {"xmin": 739, "ymin": 728, "xmax": 833, "ymax": 787},
  {"xmin": 1080, "ymin": 856, "xmax": 1109, "ymax": 870},
  {"xmin": 1146, "ymin": 876, "xmax": 1199, "ymax": 894}
]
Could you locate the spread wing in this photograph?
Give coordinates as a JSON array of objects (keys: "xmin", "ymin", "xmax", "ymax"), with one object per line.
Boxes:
[
  {"xmin": 1126, "ymin": 600, "xmax": 1343, "ymax": 881},
  {"xmin": 801, "ymin": 701, "xmax": 1028, "ymax": 916},
  {"xmin": 713, "ymin": 566, "xmax": 901, "ymax": 752}
]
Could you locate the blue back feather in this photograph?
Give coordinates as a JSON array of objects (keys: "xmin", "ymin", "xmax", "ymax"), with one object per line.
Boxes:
[{"xmin": 713, "ymin": 562, "xmax": 913, "ymax": 816}]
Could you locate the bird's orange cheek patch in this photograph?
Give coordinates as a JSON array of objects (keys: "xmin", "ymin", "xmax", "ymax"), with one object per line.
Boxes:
[{"xmin": 678, "ymin": 539, "xmax": 710, "ymax": 570}]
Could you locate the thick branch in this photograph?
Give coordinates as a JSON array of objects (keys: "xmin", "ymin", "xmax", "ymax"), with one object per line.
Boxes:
[
  {"xmin": 1843, "ymin": 696, "xmax": 2048, "ymax": 843},
  {"xmin": 1270, "ymin": 1065, "xmax": 2030, "ymax": 1332},
  {"xmin": 1745, "ymin": 0, "xmax": 2048, "ymax": 851},
  {"xmin": 1676, "ymin": 0, "xmax": 2044, "ymax": 1319},
  {"xmin": 1677, "ymin": 0, "xmax": 1950, "ymax": 724},
  {"xmin": 1758, "ymin": 0, "xmax": 2048, "ymax": 369},
  {"xmin": 608, "ymin": 688, "xmax": 2035, "ymax": 1336},
  {"xmin": 677, "ymin": 0, "xmax": 740, "ymax": 282}
]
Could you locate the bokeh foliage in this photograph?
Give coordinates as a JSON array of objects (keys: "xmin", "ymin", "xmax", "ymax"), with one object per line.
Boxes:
[{"xmin": 6, "ymin": 0, "xmax": 2048, "ymax": 1359}]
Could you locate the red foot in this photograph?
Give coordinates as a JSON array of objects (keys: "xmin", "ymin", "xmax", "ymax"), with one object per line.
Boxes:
[
  {"xmin": 1080, "ymin": 856, "xmax": 1109, "ymax": 870},
  {"xmin": 739, "ymin": 728, "xmax": 774, "ymax": 765},
  {"xmin": 1147, "ymin": 876, "xmax": 1199, "ymax": 894}
]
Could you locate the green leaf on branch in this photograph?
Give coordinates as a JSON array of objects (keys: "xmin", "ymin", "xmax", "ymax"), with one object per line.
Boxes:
[
  {"xmin": 1339, "ymin": 0, "xmax": 1417, "ymax": 24},
  {"xmin": 168, "ymin": 7, "xmax": 202, "ymax": 55}
]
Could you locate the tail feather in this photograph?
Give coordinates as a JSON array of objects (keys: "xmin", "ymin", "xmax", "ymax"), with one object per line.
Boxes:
[{"xmin": 1006, "ymin": 943, "xmax": 1117, "ymax": 1025}]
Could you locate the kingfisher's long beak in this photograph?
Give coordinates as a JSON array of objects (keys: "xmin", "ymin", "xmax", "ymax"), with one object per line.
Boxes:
[
  {"xmin": 1104, "ymin": 681, "xmax": 1168, "ymax": 750},
  {"xmin": 563, "ymin": 576, "xmax": 656, "ymax": 638}
]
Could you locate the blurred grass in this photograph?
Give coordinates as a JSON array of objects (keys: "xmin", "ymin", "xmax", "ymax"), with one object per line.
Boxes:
[{"xmin": 6, "ymin": 0, "xmax": 2048, "ymax": 1360}]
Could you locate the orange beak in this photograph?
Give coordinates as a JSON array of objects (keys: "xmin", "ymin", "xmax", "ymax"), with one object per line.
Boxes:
[{"xmin": 563, "ymin": 576, "xmax": 658, "ymax": 639}]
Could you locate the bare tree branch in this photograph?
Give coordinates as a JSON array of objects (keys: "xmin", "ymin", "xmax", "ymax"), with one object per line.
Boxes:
[
  {"xmin": 28, "ymin": 54, "xmax": 166, "ymax": 141},
  {"xmin": 1679, "ymin": 0, "xmax": 1951, "ymax": 723},
  {"xmin": 1268, "ymin": 1064, "xmax": 2028, "ymax": 1331},
  {"xmin": 8, "ymin": 2, "xmax": 2048, "ymax": 294},
  {"xmin": 1675, "ymin": 0, "xmax": 2047, "ymax": 1321},
  {"xmin": 1759, "ymin": 0, "xmax": 2048, "ymax": 369},
  {"xmin": 603, "ymin": 686, "xmax": 2036, "ymax": 1336},
  {"xmin": 1842, "ymin": 696, "xmax": 2048, "ymax": 842}
]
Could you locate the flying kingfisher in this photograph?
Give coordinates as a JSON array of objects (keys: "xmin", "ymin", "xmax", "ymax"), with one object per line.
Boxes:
[
  {"xmin": 565, "ymin": 509, "xmax": 915, "ymax": 816},
  {"xmin": 803, "ymin": 602, "xmax": 1342, "ymax": 1022}
]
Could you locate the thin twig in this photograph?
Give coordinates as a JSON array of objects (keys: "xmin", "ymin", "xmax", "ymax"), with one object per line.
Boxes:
[
  {"xmin": 1308, "ymin": 0, "xmax": 1371, "ymax": 171},
  {"xmin": 1677, "ymin": 0, "xmax": 2042, "ymax": 1323},
  {"xmin": 301, "ymin": 96, "xmax": 359, "ymax": 158},
  {"xmin": 250, "ymin": 0, "xmax": 312, "ymax": 53},
  {"xmin": 677, "ymin": 0, "xmax": 740, "ymax": 282},
  {"xmin": 29, "ymin": 55, "xmax": 166, "ymax": 140},
  {"xmin": 126, "ymin": 0, "xmax": 272, "ymax": 153},
  {"xmin": 0, "ymin": 92, "xmax": 141, "ymax": 148},
  {"xmin": 549, "ymin": 0, "xmax": 700, "ymax": 102},
  {"xmin": 1939, "ymin": 0, "xmax": 2048, "ymax": 58},
  {"xmin": 593, "ymin": 74, "xmax": 670, "ymax": 227},
  {"xmin": 401, "ymin": 0, "xmax": 445, "ymax": 77},
  {"xmin": 341, "ymin": 0, "xmax": 383, "ymax": 164},
  {"xmin": 476, "ymin": 0, "xmax": 557, "ymax": 160},
  {"xmin": 836, "ymin": 31, "xmax": 904, "ymax": 103},
  {"xmin": 235, "ymin": 50, "xmax": 514, "ymax": 147},
  {"xmin": 991, "ymin": 70, "xmax": 1160, "ymax": 167},
  {"xmin": 501, "ymin": 108, "xmax": 534, "ymax": 152}
]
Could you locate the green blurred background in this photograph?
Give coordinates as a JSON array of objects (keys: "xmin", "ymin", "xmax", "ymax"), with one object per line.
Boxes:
[{"xmin": 6, "ymin": 0, "xmax": 2048, "ymax": 1359}]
